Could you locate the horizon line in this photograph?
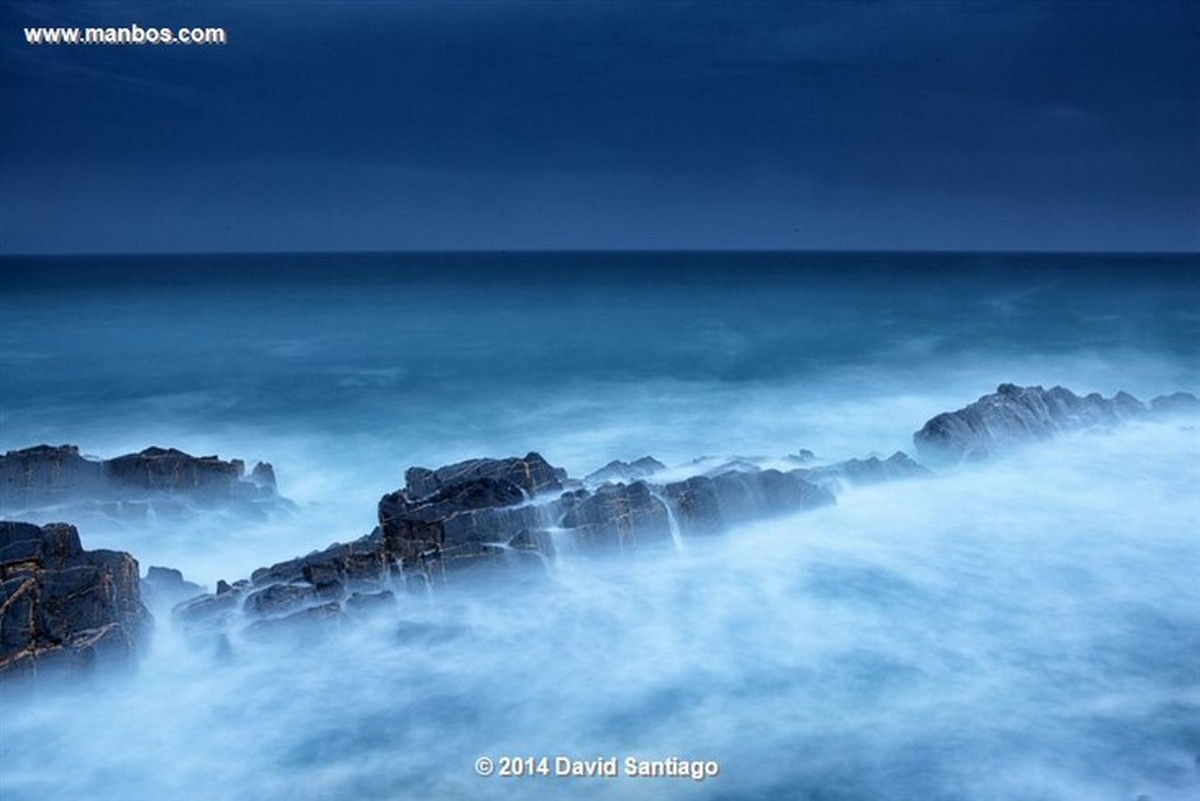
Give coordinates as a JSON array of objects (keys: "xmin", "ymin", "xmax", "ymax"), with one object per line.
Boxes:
[{"xmin": 2, "ymin": 247, "xmax": 1198, "ymax": 259}]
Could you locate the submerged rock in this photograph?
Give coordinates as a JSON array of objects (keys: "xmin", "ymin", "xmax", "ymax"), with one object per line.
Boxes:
[
  {"xmin": 0, "ymin": 444, "xmax": 282, "ymax": 520},
  {"xmin": 0, "ymin": 521, "xmax": 151, "ymax": 679}
]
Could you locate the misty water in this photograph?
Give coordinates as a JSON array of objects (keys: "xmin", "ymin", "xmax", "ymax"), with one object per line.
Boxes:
[{"xmin": 1, "ymin": 252, "xmax": 1197, "ymax": 800}]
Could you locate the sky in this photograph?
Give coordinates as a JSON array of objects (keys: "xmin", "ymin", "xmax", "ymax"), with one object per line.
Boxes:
[{"xmin": 1, "ymin": 0, "xmax": 1197, "ymax": 254}]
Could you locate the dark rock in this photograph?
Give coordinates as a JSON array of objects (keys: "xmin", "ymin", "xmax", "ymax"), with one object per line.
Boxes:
[
  {"xmin": 245, "ymin": 582, "xmax": 320, "ymax": 618},
  {"xmin": 380, "ymin": 471, "xmax": 545, "ymax": 584},
  {"xmin": 913, "ymin": 384, "xmax": 1148, "ymax": 464},
  {"xmin": 245, "ymin": 601, "xmax": 343, "ymax": 639},
  {"xmin": 583, "ymin": 456, "xmax": 666, "ymax": 485},
  {"xmin": 557, "ymin": 482, "xmax": 674, "ymax": 550},
  {"xmin": 403, "ymin": 452, "xmax": 561, "ymax": 500},
  {"xmin": 0, "ymin": 445, "xmax": 106, "ymax": 512},
  {"xmin": 173, "ymin": 589, "xmax": 241, "ymax": 629},
  {"xmin": 251, "ymin": 528, "xmax": 390, "ymax": 590},
  {"xmin": 0, "ymin": 520, "xmax": 151, "ymax": 678},
  {"xmin": 249, "ymin": 461, "xmax": 277, "ymax": 492},
  {"xmin": 663, "ymin": 470, "xmax": 836, "ymax": 535},
  {"xmin": 0, "ymin": 444, "xmax": 282, "ymax": 519},
  {"xmin": 141, "ymin": 565, "xmax": 205, "ymax": 609}
]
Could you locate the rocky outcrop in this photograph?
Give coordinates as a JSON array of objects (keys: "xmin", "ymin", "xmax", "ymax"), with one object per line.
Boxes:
[
  {"xmin": 0, "ymin": 444, "xmax": 281, "ymax": 519},
  {"xmin": 661, "ymin": 469, "xmax": 836, "ymax": 536},
  {"xmin": 172, "ymin": 382, "xmax": 1197, "ymax": 635},
  {"xmin": 176, "ymin": 451, "xmax": 848, "ymax": 632},
  {"xmin": 912, "ymin": 384, "xmax": 1197, "ymax": 464},
  {"xmin": 802, "ymin": 452, "xmax": 933, "ymax": 490},
  {"xmin": 140, "ymin": 566, "xmax": 205, "ymax": 610},
  {"xmin": 583, "ymin": 456, "xmax": 666, "ymax": 485},
  {"xmin": 0, "ymin": 521, "xmax": 151, "ymax": 679},
  {"xmin": 402, "ymin": 453, "xmax": 563, "ymax": 499}
]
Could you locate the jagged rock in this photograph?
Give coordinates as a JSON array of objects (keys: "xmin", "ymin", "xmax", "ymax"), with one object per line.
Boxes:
[
  {"xmin": 662, "ymin": 469, "xmax": 836, "ymax": 535},
  {"xmin": 913, "ymin": 384, "xmax": 1148, "ymax": 464},
  {"xmin": 403, "ymin": 452, "xmax": 562, "ymax": 500},
  {"xmin": 165, "ymin": 384, "xmax": 1199, "ymax": 638},
  {"xmin": 141, "ymin": 565, "xmax": 205, "ymax": 609},
  {"xmin": 379, "ymin": 476, "xmax": 543, "ymax": 583},
  {"xmin": 0, "ymin": 444, "xmax": 280, "ymax": 519},
  {"xmin": 180, "ymin": 451, "xmax": 846, "ymax": 628},
  {"xmin": 249, "ymin": 528, "xmax": 391, "ymax": 590},
  {"xmin": 0, "ymin": 521, "xmax": 151, "ymax": 678},
  {"xmin": 557, "ymin": 481, "xmax": 674, "ymax": 550},
  {"xmin": 246, "ymin": 582, "xmax": 324, "ymax": 618},
  {"xmin": 583, "ymin": 457, "xmax": 666, "ymax": 485},
  {"xmin": 804, "ymin": 452, "xmax": 933, "ymax": 489}
]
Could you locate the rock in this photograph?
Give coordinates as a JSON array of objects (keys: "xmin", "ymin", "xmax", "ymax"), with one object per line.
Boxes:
[
  {"xmin": 804, "ymin": 452, "xmax": 933, "ymax": 489},
  {"xmin": 379, "ymin": 475, "xmax": 544, "ymax": 584},
  {"xmin": 141, "ymin": 565, "xmax": 205, "ymax": 609},
  {"xmin": 913, "ymin": 384, "xmax": 1148, "ymax": 464},
  {"xmin": 662, "ymin": 469, "xmax": 836, "ymax": 535},
  {"xmin": 164, "ymin": 384, "xmax": 1199, "ymax": 638},
  {"xmin": 0, "ymin": 445, "xmax": 106, "ymax": 512},
  {"xmin": 583, "ymin": 456, "xmax": 666, "ymax": 485},
  {"xmin": 0, "ymin": 444, "xmax": 282, "ymax": 519},
  {"xmin": 245, "ymin": 602, "xmax": 343, "ymax": 640},
  {"xmin": 173, "ymin": 589, "xmax": 241, "ymax": 630},
  {"xmin": 403, "ymin": 452, "xmax": 562, "ymax": 500},
  {"xmin": 180, "ymin": 450, "xmax": 844, "ymax": 629},
  {"xmin": 250, "ymin": 529, "xmax": 391, "ymax": 590},
  {"xmin": 1149, "ymin": 391, "xmax": 1200, "ymax": 416},
  {"xmin": 245, "ymin": 582, "xmax": 322, "ymax": 618},
  {"xmin": 0, "ymin": 521, "xmax": 151, "ymax": 679},
  {"xmin": 557, "ymin": 482, "xmax": 674, "ymax": 550}
]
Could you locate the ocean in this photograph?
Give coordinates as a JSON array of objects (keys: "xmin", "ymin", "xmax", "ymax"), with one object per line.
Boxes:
[{"xmin": 1, "ymin": 251, "xmax": 1197, "ymax": 800}]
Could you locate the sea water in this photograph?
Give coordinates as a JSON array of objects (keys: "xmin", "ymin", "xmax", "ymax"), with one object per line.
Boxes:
[{"xmin": 0, "ymin": 252, "xmax": 1197, "ymax": 800}]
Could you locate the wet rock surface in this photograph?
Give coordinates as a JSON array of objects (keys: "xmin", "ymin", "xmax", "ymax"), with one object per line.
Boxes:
[{"xmin": 0, "ymin": 521, "xmax": 151, "ymax": 679}]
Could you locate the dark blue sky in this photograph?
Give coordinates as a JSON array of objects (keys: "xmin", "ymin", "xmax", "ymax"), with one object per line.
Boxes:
[{"xmin": 2, "ymin": 1, "xmax": 1197, "ymax": 253}]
